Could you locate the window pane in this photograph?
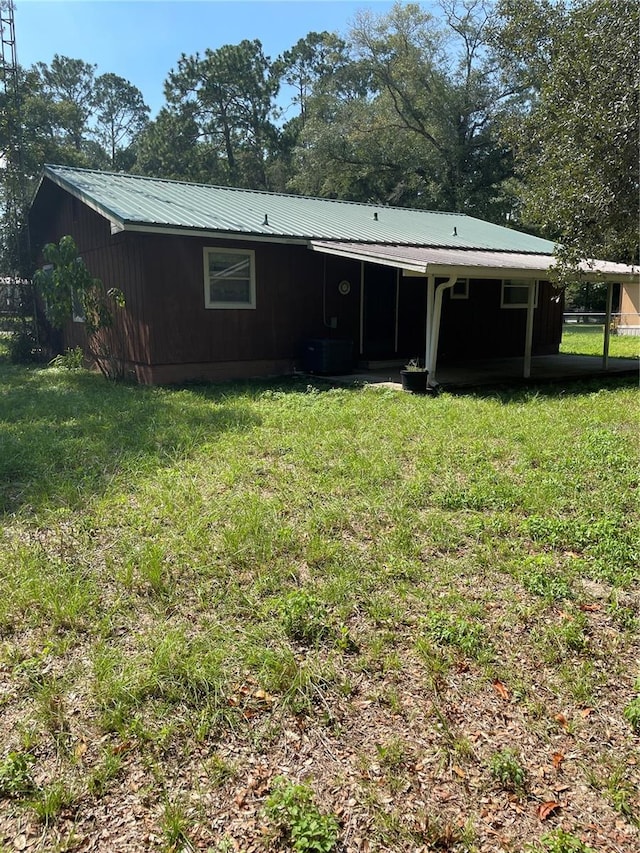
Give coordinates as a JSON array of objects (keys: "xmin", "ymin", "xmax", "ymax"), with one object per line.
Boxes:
[
  {"xmin": 504, "ymin": 285, "xmax": 528, "ymax": 305},
  {"xmin": 209, "ymin": 253, "xmax": 250, "ymax": 279},
  {"xmin": 210, "ymin": 278, "xmax": 251, "ymax": 304}
]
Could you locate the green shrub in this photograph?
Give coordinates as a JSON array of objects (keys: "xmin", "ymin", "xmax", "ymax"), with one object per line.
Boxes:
[{"xmin": 8, "ymin": 330, "xmax": 42, "ymax": 364}]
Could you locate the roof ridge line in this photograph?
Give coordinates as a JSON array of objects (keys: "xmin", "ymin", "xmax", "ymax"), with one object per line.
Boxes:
[{"xmin": 43, "ymin": 164, "xmax": 465, "ymax": 218}]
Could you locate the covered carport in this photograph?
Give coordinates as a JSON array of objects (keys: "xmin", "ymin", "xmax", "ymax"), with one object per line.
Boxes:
[{"xmin": 310, "ymin": 241, "xmax": 639, "ymax": 385}]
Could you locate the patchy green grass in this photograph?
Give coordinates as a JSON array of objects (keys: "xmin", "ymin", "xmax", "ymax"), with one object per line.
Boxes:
[
  {"xmin": 561, "ymin": 323, "xmax": 640, "ymax": 358},
  {"xmin": 0, "ymin": 363, "xmax": 638, "ymax": 851}
]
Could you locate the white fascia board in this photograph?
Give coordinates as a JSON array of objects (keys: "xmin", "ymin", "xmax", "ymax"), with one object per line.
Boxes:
[
  {"xmin": 403, "ymin": 266, "xmax": 547, "ymax": 280},
  {"xmin": 308, "ymin": 241, "xmax": 428, "ymax": 273},
  {"xmin": 403, "ymin": 265, "xmax": 639, "ymax": 283},
  {"xmin": 121, "ymin": 222, "xmax": 309, "ymax": 246}
]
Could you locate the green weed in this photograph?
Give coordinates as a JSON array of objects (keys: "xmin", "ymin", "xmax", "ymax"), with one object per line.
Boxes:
[
  {"xmin": 264, "ymin": 777, "xmax": 339, "ymax": 852},
  {"xmin": 489, "ymin": 748, "xmax": 527, "ymax": 793},
  {"xmin": 48, "ymin": 347, "xmax": 85, "ymax": 370},
  {"xmin": 161, "ymin": 798, "xmax": 193, "ymax": 852},
  {"xmin": 623, "ymin": 697, "xmax": 640, "ymax": 734},
  {"xmin": 29, "ymin": 780, "xmax": 75, "ymax": 825},
  {"xmin": 279, "ymin": 590, "xmax": 331, "ymax": 645},
  {"xmin": 520, "ymin": 556, "xmax": 574, "ymax": 601},
  {"xmin": 526, "ymin": 828, "xmax": 595, "ymax": 853},
  {"xmin": 0, "ymin": 751, "xmax": 35, "ymax": 797},
  {"xmin": 86, "ymin": 750, "xmax": 123, "ymax": 797},
  {"xmin": 422, "ymin": 612, "xmax": 492, "ymax": 662}
]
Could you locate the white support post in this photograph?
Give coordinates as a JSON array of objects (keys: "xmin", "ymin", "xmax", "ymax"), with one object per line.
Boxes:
[
  {"xmin": 424, "ymin": 274, "xmax": 435, "ymax": 371},
  {"xmin": 429, "ymin": 277, "xmax": 456, "ymax": 383},
  {"xmin": 359, "ymin": 262, "xmax": 365, "ymax": 355},
  {"xmin": 523, "ymin": 282, "xmax": 536, "ymax": 378},
  {"xmin": 603, "ymin": 281, "xmax": 613, "ymax": 370}
]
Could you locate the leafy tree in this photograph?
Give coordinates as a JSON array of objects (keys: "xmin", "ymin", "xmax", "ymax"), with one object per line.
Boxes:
[
  {"xmin": 92, "ymin": 73, "xmax": 150, "ymax": 169},
  {"xmin": 134, "ymin": 106, "xmax": 212, "ymax": 182},
  {"xmin": 492, "ymin": 0, "xmax": 640, "ymax": 270},
  {"xmin": 275, "ymin": 31, "xmax": 348, "ymax": 126},
  {"xmin": 34, "ymin": 55, "xmax": 97, "ymax": 152},
  {"xmin": 34, "ymin": 236, "xmax": 126, "ymax": 378},
  {"xmin": 162, "ymin": 39, "xmax": 280, "ymax": 188},
  {"xmin": 289, "ymin": 1, "xmax": 515, "ymax": 218}
]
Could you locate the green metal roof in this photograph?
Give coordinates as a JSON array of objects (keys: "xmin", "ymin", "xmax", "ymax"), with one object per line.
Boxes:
[{"xmin": 39, "ymin": 164, "xmax": 557, "ymax": 254}]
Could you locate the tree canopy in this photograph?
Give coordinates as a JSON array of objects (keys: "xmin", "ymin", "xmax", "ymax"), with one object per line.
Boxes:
[
  {"xmin": 492, "ymin": 0, "xmax": 639, "ymax": 267},
  {"xmin": 1, "ymin": 0, "xmax": 637, "ymax": 276}
]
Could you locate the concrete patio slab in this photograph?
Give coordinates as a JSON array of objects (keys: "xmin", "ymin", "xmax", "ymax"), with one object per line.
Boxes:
[{"xmin": 316, "ymin": 354, "xmax": 639, "ymax": 392}]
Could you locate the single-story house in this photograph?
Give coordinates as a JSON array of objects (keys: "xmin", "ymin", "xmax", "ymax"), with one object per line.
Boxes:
[{"xmin": 28, "ymin": 165, "xmax": 639, "ymax": 384}]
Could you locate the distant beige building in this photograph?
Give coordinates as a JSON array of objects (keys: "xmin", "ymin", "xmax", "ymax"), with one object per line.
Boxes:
[{"xmin": 618, "ymin": 281, "xmax": 640, "ymax": 336}]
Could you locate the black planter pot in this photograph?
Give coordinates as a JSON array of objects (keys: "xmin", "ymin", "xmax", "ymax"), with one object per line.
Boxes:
[{"xmin": 400, "ymin": 369, "xmax": 429, "ymax": 394}]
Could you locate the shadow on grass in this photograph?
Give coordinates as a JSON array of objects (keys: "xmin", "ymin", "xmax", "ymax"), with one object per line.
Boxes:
[
  {"xmin": 446, "ymin": 373, "xmax": 640, "ymax": 404},
  {"xmin": 0, "ymin": 365, "xmax": 261, "ymax": 515},
  {"xmin": 260, "ymin": 370, "xmax": 639, "ymax": 406}
]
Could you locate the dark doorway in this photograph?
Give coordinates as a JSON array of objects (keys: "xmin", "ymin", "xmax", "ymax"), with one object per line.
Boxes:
[{"xmin": 363, "ymin": 264, "xmax": 397, "ymax": 357}]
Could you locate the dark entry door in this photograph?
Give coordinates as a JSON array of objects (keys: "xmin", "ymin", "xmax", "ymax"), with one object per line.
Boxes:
[{"xmin": 363, "ymin": 265, "xmax": 396, "ymax": 358}]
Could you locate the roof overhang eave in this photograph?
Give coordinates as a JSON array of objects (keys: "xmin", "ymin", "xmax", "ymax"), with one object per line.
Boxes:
[
  {"xmin": 308, "ymin": 240, "xmax": 429, "ymax": 273},
  {"xmin": 39, "ymin": 165, "xmax": 126, "ymax": 233},
  {"xmin": 404, "ymin": 264, "xmax": 545, "ymax": 280},
  {"xmin": 309, "ymin": 241, "xmax": 640, "ymax": 283}
]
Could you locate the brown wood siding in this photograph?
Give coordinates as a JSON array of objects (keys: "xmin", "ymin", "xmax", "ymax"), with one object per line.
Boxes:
[
  {"xmin": 139, "ymin": 234, "xmax": 335, "ymax": 368},
  {"xmin": 29, "ymin": 183, "xmax": 149, "ymax": 366},
  {"xmin": 438, "ymin": 279, "xmax": 562, "ymax": 361}
]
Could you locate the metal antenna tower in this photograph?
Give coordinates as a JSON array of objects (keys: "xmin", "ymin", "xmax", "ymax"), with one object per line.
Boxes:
[{"xmin": 1, "ymin": 0, "xmax": 34, "ymax": 335}]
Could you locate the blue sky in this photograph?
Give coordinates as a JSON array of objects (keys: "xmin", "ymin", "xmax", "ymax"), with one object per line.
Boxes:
[{"xmin": 13, "ymin": 1, "xmax": 436, "ymax": 119}]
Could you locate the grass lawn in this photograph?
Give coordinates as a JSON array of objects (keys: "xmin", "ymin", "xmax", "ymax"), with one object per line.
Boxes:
[
  {"xmin": 561, "ymin": 324, "xmax": 640, "ymax": 359},
  {"xmin": 0, "ymin": 348, "xmax": 639, "ymax": 851}
]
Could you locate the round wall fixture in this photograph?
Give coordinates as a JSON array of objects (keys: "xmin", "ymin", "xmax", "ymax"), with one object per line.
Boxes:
[{"xmin": 338, "ymin": 280, "xmax": 351, "ymax": 295}]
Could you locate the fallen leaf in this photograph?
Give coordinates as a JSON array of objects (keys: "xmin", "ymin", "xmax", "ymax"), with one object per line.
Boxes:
[
  {"xmin": 554, "ymin": 713, "xmax": 569, "ymax": 731},
  {"xmin": 452, "ymin": 765, "xmax": 465, "ymax": 778},
  {"xmin": 579, "ymin": 707, "xmax": 593, "ymax": 718},
  {"xmin": 552, "ymin": 752, "xmax": 564, "ymax": 770},
  {"xmin": 493, "ymin": 680, "xmax": 510, "ymax": 701},
  {"xmin": 579, "ymin": 603, "xmax": 600, "ymax": 612},
  {"xmin": 537, "ymin": 801, "xmax": 561, "ymax": 821}
]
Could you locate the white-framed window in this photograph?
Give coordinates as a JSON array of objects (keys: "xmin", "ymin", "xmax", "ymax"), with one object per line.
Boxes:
[
  {"xmin": 450, "ymin": 278, "xmax": 469, "ymax": 300},
  {"xmin": 501, "ymin": 279, "xmax": 538, "ymax": 309},
  {"xmin": 203, "ymin": 247, "xmax": 256, "ymax": 309}
]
